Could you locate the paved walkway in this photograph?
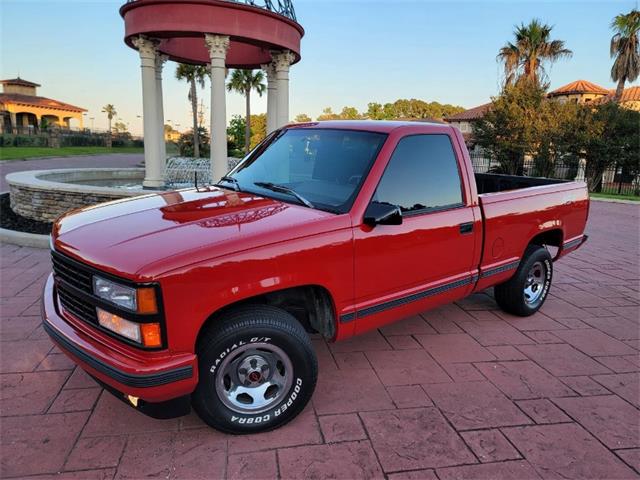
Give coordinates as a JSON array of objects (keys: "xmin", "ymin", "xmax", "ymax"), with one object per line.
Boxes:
[
  {"xmin": 1, "ymin": 201, "xmax": 638, "ymax": 479},
  {"xmin": 0, "ymin": 154, "xmax": 143, "ymax": 191}
]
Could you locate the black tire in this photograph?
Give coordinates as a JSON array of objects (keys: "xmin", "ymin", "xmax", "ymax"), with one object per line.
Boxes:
[
  {"xmin": 494, "ymin": 244, "xmax": 553, "ymax": 317},
  {"xmin": 192, "ymin": 305, "xmax": 317, "ymax": 434}
]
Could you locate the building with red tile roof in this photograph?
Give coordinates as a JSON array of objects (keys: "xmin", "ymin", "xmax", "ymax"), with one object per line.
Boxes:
[
  {"xmin": 547, "ymin": 79, "xmax": 610, "ymax": 103},
  {"xmin": 0, "ymin": 78, "xmax": 86, "ymax": 134},
  {"xmin": 443, "ymin": 103, "xmax": 491, "ymax": 137},
  {"xmin": 591, "ymin": 86, "xmax": 640, "ymax": 111}
]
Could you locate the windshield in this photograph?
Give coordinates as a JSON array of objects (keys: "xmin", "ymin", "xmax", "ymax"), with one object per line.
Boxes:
[{"xmin": 227, "ymin": 128, "xmax": 387, "ymax": 213}]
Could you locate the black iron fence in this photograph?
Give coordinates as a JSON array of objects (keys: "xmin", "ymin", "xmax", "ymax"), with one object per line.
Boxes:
[{"xmin": 468, "ymin": 151, "xmax": 640, "ymax": 197}]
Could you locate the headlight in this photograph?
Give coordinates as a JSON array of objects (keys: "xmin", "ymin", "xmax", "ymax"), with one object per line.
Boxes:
[
  {"xmin": 93, "ymin": 276, "xmax": 137, "ymax": 310},
  {"xmin": 92, "ymin": 276, "xmax": 158, "ymax": 314}
]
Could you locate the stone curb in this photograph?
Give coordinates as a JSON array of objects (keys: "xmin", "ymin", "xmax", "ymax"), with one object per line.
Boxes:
[
  {"xmin": 1, "ymin": 189, "xmax": 50, "ymax": 249},
  {"xmin": 0, "ymin": 227, "xmax": 49, "ymax": 249}
]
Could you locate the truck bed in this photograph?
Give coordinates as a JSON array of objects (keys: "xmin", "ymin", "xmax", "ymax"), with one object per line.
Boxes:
[
  {"xmin": 473, "ymin": 173, "xmax": 589, "ymax": 293},
  {"xmin": 475, "ymin": 173, "xmax": 568, "ymax": 194}
]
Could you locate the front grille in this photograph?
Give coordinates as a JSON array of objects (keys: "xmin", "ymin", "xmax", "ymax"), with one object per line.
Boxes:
[
  {"xmin": 51, "ymin": 252, "xmax": 92, "ymax": 293},
  {"xmin": 51, "ymin": 251, "xmax": 98, "ymax": 325}
]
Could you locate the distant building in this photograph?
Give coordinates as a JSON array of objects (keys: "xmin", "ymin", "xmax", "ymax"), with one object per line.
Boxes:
[
  {"xmin": 591, "ymin": 86, "xmax": 640, "ymax": 111},
  {"xmin": 0, "ymin": 78, "xmax": 86, "ymax": 134},
  {"xmin": 164, "ymin": 128, "xmax": 181, "ymax": 142},
  {"xmin": 443, "ymin": 103, "xmax": 491, "ymax": 147},
  {"xmin": 547, "ymin": 79, "xmax": 610, "ymax": 104}
]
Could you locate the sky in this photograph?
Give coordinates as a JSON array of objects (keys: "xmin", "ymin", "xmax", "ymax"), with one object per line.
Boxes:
[{"xmin": 1, "ymin": 0, "xmax": 637, "ymax": 135}]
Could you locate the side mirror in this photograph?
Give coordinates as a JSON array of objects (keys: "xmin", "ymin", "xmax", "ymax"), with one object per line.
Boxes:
[{"xmin": 364, "ymin": 202, "xmax": 403, "ymax": 227}]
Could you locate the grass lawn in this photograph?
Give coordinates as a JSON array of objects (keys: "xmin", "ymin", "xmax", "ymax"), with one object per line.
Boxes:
[
  {"xmin": 591, "ymin": 192, "xmax": 640, "ymax": 202},
  {"xmin": 0, "ymin": 146, "xmax": 144, "ymax": 161}
]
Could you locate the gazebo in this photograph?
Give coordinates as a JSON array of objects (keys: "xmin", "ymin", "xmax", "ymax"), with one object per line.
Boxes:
[{"xmin": 120, "ymin": 0, "xmax": 304, "ymax": 188}]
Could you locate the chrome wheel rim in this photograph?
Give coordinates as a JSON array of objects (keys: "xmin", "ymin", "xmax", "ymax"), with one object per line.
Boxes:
[
  {"xmin": 215, "ymin": 343, "xmax": 293, "ymax": 414},
  {"xmin": 524, "ymin": 261, "xmax": 546, "ymax": 306}
]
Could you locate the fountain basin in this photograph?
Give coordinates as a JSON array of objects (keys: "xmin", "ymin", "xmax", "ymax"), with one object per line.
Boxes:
[
  {"xmin": 7, "ymin": 168, "xmax": 148, "ymax": 222},
  {"xmin": 6, "ymin": 158, "xmax": 242, "ymax": 222}
]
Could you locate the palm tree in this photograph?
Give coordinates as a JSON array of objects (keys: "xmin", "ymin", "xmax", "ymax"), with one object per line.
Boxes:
[
  {"xmin": 610, "ymin": 9, "xmax": 640, "ymax": 102},
  {"xmin": 102, "ymin": 104, "xmax": 116, "ymax": 134},
  {"xmin": 176, "ymin": 63, "xmax": 209, "ymax": 157},
  {"xmin": 227, "ymin": 69, "xmax": 266, "ymax": 153},
  {"xmin": 498, "ymin": 19, "xmax": 572, "ymax": 88}
]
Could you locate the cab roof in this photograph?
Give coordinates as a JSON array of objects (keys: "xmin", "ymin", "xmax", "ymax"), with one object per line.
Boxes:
[{"xmin": 285, "ymin": 120, "xmax": 453, "ymax": 134}]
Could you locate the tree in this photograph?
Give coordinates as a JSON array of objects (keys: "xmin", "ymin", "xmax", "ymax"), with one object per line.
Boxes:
[
  {"xmin": 497, "ymin": 19, "xmax": 572, "ymax": 88},
  {"xmin": 227, "ymin": 115, "xmax": 246, "ymax": 156},
  {"xmin": 366, "ymin": 100, "xmax": 464, "ymax": 120},
  {"xmin": 176, "ymin": 63, "xmax": 209, "ymax": 158},
  {"xmin": 294, "ymin": 113, "xmax": 312, "ymax": 123},
  {"xmin": 577, "ymin": 103, "xmax": 640, "ymax": 192},
  {"xmin": 317, "ymin": 107, "xmax": 341, "ymax": 121},
  {"xmin": 178, "ymin": 126, "xmax": 210, "ymax": 158},
  {"xmin": 338, "ymin": 106, "xmax": 361, "ymax": 119},
  {"xmin": 227, "ymin": 69, "xmax": 266, "ymax": 154},
  {"xmin": 249, "ymin": 113, "xmax": 267, "ymax": 150},
  {"xmin": 112, "ymin": 120, "xmax": 128, "ymax": 134},
  {"xmin": 102, "ymin": 104, "xmax": 116, "ymax": 133},
  {"xmin": 610, "ymin": 9, "xmax": 640, "ymax": 102},
  {"xmin": 473, "ymin": 84, "xmax": 548, "ymax": 174}
]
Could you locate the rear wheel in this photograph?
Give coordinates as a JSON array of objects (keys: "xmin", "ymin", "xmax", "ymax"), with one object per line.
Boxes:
[
  {"xmin": 494, "ymin": 245, "xmax": 553, "ymax": 316},
  {"xmin": 192, "ymin": 305, "xmax": 317, "ymax": 434}
]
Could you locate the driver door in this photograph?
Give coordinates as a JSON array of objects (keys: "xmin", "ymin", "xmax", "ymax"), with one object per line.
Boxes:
[{"xmin": 353, "ymin": 134, "xmax": 479, "ymax": 333}]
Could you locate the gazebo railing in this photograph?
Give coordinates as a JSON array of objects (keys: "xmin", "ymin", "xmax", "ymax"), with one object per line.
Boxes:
[{"xmin": 124, "ymin": 0, "xmax": 297, "ymax": 21}]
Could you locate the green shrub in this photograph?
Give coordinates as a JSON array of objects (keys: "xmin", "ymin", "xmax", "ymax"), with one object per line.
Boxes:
[
  {"xmin": 60, "ymin": 134, "xmax": 106, "ymax": 147},
  {"xmin": 2, "ymin": 135, "xmax": 48, "ymax": 147},
  {"xmin": 178, "ymin": 127, "xmax": 210, "ymax": 158}
]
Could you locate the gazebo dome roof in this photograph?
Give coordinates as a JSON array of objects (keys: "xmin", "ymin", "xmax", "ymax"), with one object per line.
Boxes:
[{"xmin": 120, "ymin": 0, "xmax": 304, "ymax": 68}]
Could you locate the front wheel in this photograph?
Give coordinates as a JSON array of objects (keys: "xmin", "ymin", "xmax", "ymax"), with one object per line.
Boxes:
[
  {"xmin": 192, "ymin": 305, "xmax": 317, "ymax": 434},
  {"xmin": 494, "ymin": 245, "xmax": 553, "ymax": 316}
]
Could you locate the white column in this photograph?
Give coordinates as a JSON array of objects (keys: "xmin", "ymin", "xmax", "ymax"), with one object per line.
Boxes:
[
  {"xmin": 155, "ymin": 54, "xmax": 168, "ymax": 167},
  {"xmin": 271, "ymin": 51, "xmax": 295, "ymax": 129},
  {"xmin": 261, "ymin": 62, "xmax": 278, "ymax": 134},
  {"xmin": 205, "ymin": 34, "xmax": 230, "ymax": 182},
  {"xmin": 133, "ymin": 36, "xmax": 164, "ymax": 189},
  {"xmin": 575, "ymin": 158, "xmax": 587, "ymax": 182}
]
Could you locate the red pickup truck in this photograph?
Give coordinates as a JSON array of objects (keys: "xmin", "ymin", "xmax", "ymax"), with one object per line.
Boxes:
[{"xmin": 43, "ymin": 121, "xmax": 589, "ymax": 433}]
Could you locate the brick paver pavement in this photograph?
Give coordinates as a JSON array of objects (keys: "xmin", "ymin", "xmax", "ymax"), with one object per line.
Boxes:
[{"xmin": 0, "ymin": 200, "xmax": 638, "ymax": 479}]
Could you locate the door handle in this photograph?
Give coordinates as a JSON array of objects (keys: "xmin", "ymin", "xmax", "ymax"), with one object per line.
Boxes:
[{"xmin": 459, "ymin": 222, "xmax": 474, "ymax": 234}]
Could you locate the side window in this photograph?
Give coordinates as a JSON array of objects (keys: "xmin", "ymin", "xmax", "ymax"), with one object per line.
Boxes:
[{"xmin": 374, "ymin": 134, "xmax": 463, "ymax": 213}]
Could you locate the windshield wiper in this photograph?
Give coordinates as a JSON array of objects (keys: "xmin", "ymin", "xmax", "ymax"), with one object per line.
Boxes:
[
  {"xmin": 254, "ymin": 182, "xmax": 315, "ymax": 209},
  {"xmin": 216, "ymin": 175, "xmax": 240, "ymax": 191}
]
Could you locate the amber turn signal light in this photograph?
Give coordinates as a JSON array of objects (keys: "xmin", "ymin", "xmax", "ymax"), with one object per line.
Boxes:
[
  {"xmin": 141, "ymin": 323, "xmax": 162, "ymax": 348},
  {"xmin": 137, "ymin": 287, "xmax": 158, "ymax": 314}
]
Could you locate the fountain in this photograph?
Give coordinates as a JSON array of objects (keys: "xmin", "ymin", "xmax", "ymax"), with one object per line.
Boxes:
[{"xmin": 6, "ymin": 157, "xmax": 241, "ymax": 222}]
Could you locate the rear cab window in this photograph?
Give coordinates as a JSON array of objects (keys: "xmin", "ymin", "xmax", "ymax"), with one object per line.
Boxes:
[{"xmin": 373, "ymin": 134, "xmax": 464, "ymax": 214}]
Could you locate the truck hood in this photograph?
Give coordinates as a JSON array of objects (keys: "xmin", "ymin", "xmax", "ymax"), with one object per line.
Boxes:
[{"xmin": 53, "ymin": 187, "xmax": 347, "ymax": 279}]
